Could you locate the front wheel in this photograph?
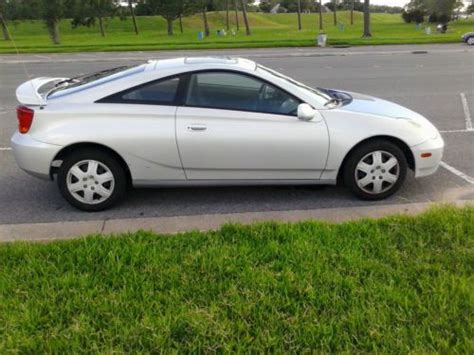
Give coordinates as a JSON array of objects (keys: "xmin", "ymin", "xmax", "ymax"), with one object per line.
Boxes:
[
  {"xmin": 57, "ymin": 149, "xmax": 127, "ymax": 211},
  {"xmin": 343, "ymin": 140, "xmax": 407, "ymax": 200},
  {"xmin": 467, "ymin": 37, "xmax": 474, "ymax": 46}
]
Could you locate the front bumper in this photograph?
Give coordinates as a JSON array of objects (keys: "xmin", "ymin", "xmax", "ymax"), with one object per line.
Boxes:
[
  {"xmin": 411, "ymin": 134, "xmax": 444, "ymax": 178},
  {"xmin": 11, "ymin": 133, "xmax": 63, "ymax": 180}
]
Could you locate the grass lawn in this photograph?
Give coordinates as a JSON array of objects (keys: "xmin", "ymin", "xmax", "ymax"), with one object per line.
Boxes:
[
  {"xmin": 1, "ymin": 12, "xmax": 473, "ymax": 54},
  {"xmin": 0, "ymin": 206, "xmax": 473, "ymax": 352}
]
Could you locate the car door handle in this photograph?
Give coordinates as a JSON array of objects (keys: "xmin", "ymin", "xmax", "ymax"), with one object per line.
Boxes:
[{"xmin": 187, "ymin": 124, "xmax": 207, "ymax": 131}]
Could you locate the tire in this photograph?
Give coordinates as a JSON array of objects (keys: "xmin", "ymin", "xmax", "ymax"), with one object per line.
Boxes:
[
  {"xmin": 467, "ymin": 37, "xmax": 474, "ymax": 46},
  {"xmin": 57, "ymin": 149, "xmax": 127, "ymax": 211},
  {"xmin": 343, "ymin": 140, "xmax": 407, "ymax": 200}
]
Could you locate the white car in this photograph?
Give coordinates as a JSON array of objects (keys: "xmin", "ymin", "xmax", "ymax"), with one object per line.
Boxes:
[{"xmin": 11, "ymin": 57, "xmax": 444, "ymax": 211}]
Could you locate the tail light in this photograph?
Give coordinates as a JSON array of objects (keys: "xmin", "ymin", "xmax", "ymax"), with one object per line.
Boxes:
[{"xmin": 17, "ymin": 105, "xmax": 34, "ymax": 134}]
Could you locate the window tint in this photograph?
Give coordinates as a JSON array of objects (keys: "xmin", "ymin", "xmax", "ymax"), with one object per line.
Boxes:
[
  {"xmin": 102, "ymin": 77, "xmax": 180, "ymax": 104},
  {"xmin": 185, "ymin": 72, "xmax": 300, "ymax": 116}
]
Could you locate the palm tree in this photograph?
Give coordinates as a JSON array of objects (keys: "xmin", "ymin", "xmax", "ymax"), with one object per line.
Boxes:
[{"xmin": 363, "ymin": 0, "xmax": 371, "ymax": 37}]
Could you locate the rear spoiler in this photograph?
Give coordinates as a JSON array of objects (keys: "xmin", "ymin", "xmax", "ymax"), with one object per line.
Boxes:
[{"xmin": 16, "ymin": 77, "xmax": 68, "ymax": 106}]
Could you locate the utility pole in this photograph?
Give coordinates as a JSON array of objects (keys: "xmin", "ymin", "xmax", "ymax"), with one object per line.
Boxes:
[{"xmin": 333, "ymin": 0, "xmax": 337, "ymax": 26}]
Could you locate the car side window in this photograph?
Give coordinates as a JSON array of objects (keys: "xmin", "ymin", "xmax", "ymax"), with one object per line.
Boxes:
[
  {"xmin": 185, "ymin": 71, "xmax": 300, "ymax": 116},
  {"xmin": 100, "ymin": 76, "xmax": 180, "ymax": 105}
]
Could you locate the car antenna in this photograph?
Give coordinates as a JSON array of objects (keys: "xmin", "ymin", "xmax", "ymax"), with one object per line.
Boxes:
[{"xmin": 3, "ymin": 21, "xmax": 40, "ymax": 104}]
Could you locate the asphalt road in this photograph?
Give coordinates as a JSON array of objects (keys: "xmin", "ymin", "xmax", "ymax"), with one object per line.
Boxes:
[{"xmin": 0, "ymin": 45, "xmax": 473, "ymax": 225}]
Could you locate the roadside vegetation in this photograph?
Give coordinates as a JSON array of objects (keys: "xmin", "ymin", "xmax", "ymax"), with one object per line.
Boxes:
[
  {"xmin": 1, "ymin": 206, "xmax": 473, "ymax": 352},
  {"xmin": 0, "ymin": 11, "xmax": 473, "ymax": 54}
]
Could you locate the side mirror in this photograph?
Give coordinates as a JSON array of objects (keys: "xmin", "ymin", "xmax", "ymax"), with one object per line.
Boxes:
[{"xmin": 297, "ymin": 103, "xmax": 316, "ymax": 121}]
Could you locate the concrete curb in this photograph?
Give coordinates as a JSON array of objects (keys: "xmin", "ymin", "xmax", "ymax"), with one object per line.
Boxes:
[
  {"xmin": 1, "ymin": 45, "xmax": 472, "ymax": 64},
  {"xmin": 0, "ymin": 200, "xmax": 471, "ymax": 243}
]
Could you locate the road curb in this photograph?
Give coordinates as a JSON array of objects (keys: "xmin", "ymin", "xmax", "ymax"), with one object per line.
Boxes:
[
  {"xmin": 0, "ymin": 200, "xmax": 471, "ymax": 243},
  {"xmin": 0, "ymin": 45, "xmax": 472, "ymax": 64}
]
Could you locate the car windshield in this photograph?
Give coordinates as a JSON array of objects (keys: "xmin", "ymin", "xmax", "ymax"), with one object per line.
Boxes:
[
  {"xmin": 257, "ymin": 64, "xmax": 333, "ymax": 103},
  {"xmin": 47, "ymin": 65, "xmax": 141, "ymax": 97}
]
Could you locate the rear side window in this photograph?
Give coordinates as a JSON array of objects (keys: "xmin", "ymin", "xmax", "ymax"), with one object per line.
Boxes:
[{"xmin": 99, "ymin": 76, "xmax": 181, "ymax": 105}]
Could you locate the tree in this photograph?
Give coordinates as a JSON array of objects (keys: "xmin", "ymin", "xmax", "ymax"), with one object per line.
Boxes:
[
  {"xmin": 318, "ymin": 0, "xmax": 323, "ymax": 31},
  {"xmin": 71, "ymin": 0, "xmax": 116, "ymax": 37},
  {"xmin": 226, "ymin": 0, "xmax": 230, "ymax": 30},
  {"xmin": 202, "ymin": 4, "xmax": 209, "ymax": 36},
  {"xmin": 467, "ymin": 4, "xmax": 474, "ymax": 15},
  {"xmin": 363, "ymin": 0, "xmax": 371, "ymax": 37},
  {"xmin": 0, "ymin": 0, "xmax": 11, "ymax": 40},
  {"xmin": 234, "ymin": 0, "xmax": 239, "ymax": 30},
  {"xmin": 405, "ymin": 0, "xmax": 464, "ymax": 21},
  {"xmin": 350, "ymin": 0, "xmax": 354, "ymax": 25},
  {"xmin": 296, "ymin": 0, "xmax": 302, "ymax": 30},
  {"xmin": 41, "ymin": 0, "xmax": 65, "ymax": 44},
  {"xmin": 128, "ymin": 0, "xmax": 139, "ymax": 35},
  {"xmin": 240, "ymin": 0, "xmax": 250, "ymax": 35},
  {"xmin": 333, "ymin": 0, "xmax": 337, "ymax": 25},
  {"xmin": 148, "ymin": 0, "xmax": 191, "ymax": 36}
]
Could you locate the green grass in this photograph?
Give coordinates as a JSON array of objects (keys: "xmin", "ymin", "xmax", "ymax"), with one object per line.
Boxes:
[
  {"xmin": 1, "ymin": 12, "xmax": 473, "ymax": 54},
  {"xmin": 1, "ymin": 206, "xmax": 473, "ymax": 352}
]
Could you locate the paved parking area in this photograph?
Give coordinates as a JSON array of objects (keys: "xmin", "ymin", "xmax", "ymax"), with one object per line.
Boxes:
[{"xmin": 0, "ymin": 45, "xmax": 473, "ymax": 225}]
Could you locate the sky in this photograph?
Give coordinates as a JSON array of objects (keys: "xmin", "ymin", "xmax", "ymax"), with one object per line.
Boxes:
[{"xmin": 370, "ymin": 0, "xmax": 409, "ymax": 6}]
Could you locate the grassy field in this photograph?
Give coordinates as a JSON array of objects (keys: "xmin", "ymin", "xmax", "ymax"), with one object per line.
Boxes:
[
  {"xmin": 0, "ymin": 206, "xmax": 473, "ymax": 352},
  {"xmin": 1, "ymin": 12, "xmax": 473, "ymax": 54}
]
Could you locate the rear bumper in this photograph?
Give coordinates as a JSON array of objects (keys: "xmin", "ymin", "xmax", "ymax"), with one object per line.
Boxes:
[
  {"xmin": 11, "ymin": 133, "xmax": 62, "ymax": 180},
  {"xmin": 412, "ymin": 134, "xmax": 444, "ymax": 178}
]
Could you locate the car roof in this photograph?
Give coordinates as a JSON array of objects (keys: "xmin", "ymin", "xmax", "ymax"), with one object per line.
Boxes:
[{"xmin": 145, "ymin": 56, "xmax": 257, "ymax": 72}]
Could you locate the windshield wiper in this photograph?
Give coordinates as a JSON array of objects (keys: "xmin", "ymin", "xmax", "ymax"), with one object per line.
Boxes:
[{"xmin": 324, "ymin": 98, "xmax": 341, "ymax": 108}]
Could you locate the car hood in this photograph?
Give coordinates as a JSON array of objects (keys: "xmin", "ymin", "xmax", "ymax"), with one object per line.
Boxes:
[{"xmin": 335, "ymin": 91, "xmax": 440, "ymax": 139}]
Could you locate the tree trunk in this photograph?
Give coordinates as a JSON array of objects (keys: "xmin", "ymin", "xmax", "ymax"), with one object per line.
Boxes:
[
  {"xmin": 0, "ymin": 12, "xmax": 11, "ymax": 41},
  {"xmin": 179, "ymin": 14, "xmax": 183, "ymax": 34},
  {"xmin": 234, "ymin": 0, "xmax": 239, "ymax": 30},
  {"xmin": 297, "ymin": 0, "xmax": 302, "ymax": 30},
  {"xmin": 98, "ymin": 16, "xmax": 105, "ymax": 37},
  {"xmin": 319, "ymin": 0, "xmax": 323, "ymax": 31},
  {"xmin": 166, "ymin": 18, "xmax": 173, "ymax": 35},
  {"xmin": 240, "ymin": 0, "xmax": 250, "ymax": 35},
  {"xmin": 350, "ymin": 0, "xmax": 354, "ymax": 25},
  {"xmin": 202, "ymin": 7, "xmax": 209, "ymax": 37},
  {"xmin": 363, "ymin": 0, "xmax": 371, "ymax": 37},
  {"xmin": 333, "ymin": 0, "xmax": 337, "ymax": 26},
  {"xmin": 226, "ymin": 0, "xmax": 230, "ymax": 31},
  {"xmin": 47, "ymin": 20, "xmax": 60, "ymax": 45},
  {"xmin": 128, "ymin": 0, "xmax": 139, "ymax": 35}
]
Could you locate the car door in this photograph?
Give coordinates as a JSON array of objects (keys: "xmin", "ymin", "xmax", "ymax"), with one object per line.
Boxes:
[
  {"xmin": 176, "ymin": 71, "xmax": 329, "ymax": 180},
  {"xmin": 97, "ymin": 75, "xmax": 186, "ymax": 182}
]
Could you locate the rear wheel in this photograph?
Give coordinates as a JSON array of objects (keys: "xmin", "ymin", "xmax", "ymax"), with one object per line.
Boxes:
[
  {"xmin": 343, "ymin": 140, "xmax": 407, "ymax": 200},
  {"xmin": 467, "ymin": 37, "xmax": 474, "ymax": 46},
  {"xmin": 57, "ymin": 149, "xmax": 127, "ymax": 211}
]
